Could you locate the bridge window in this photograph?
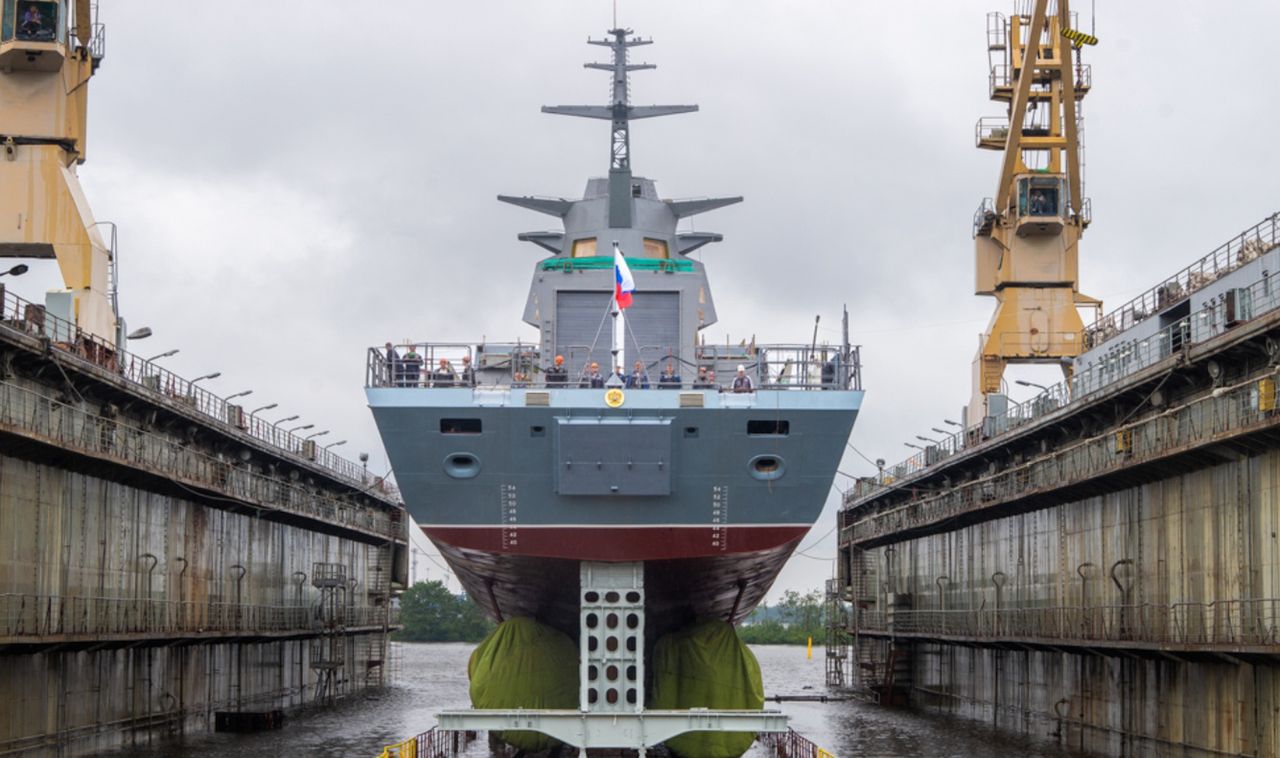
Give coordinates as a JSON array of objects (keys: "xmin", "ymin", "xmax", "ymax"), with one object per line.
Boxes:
[
  {"xmin": 747, "ymin": 420, "xmax": 790, "ymax": 436},
  {"xmin": 643, "ymin": 238, "xmax": 669, "ymax": 260},
  {"xmin": 572, "ymin": 238, "xmax": 597, "ymax": 258},
  {"xmin": 440, "ymin": 418, "xmax": 482, "ymax": 434}
]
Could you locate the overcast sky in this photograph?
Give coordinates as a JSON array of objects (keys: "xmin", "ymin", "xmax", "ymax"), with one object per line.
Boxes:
[{"xmin": 11, "ymin": 0, "xmax": 1278, "ymax": 599}]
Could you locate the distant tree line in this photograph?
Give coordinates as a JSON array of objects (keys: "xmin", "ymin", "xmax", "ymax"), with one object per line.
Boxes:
[
  {"xmin": 396, "ymin": 581, "xmax": 831, "ymax": 645},
  {"xmin": 395, "ymin": 580, "xmax": 494, "ymax": 642},
  {"xmin": 737, "ymin": 589, "xmax": 827, "ymax": 645}
]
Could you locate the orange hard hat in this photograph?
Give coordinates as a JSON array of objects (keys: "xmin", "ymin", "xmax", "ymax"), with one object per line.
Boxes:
[{"xmin": 554, "ymin": 355, "xmax": 565, "ymax": 364}]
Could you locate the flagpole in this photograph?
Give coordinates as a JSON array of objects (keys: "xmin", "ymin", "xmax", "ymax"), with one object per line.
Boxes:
[{"xmin": 612, "ymin": 241, "xmax": 625, "ymax": 382}]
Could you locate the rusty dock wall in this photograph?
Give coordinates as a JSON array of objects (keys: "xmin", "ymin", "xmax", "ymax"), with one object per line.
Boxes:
[
  {"xmin": 838, "ymin": 220, "xmax": 1280, "ymax": 756},
  {"xmin": 0, "ymin": 289, "xmax": 407, "ymax": 757}
]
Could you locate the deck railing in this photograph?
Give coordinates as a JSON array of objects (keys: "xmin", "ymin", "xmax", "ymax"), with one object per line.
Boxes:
[
  {"xmin": 849, "ymin": 212, "xmax": 1280, "ymax": 504},
  {"xmin": 366, "ymin": 341, "xmax": 863, "ymax": 392},
  {"xmin": 0, "ymin": 593, "xmax": 399, "ymax": 640},
  {"xmin": 856, "ymin": 598, "xmax": 1280, "ymax": 649},
  {"xmin": 0, "ymin": 285, "xmax": 395, "ymax": 500}
]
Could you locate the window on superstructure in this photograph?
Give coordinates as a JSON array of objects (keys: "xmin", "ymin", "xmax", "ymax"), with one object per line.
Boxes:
[
  {"xmin": 572, "ymin": 238, "xmax": 598, "ymax": 258},
  {"xmin": 747, "ymin": 420, "xmax": 789, "ymax": 436},
  {"xmin": 643, "ymin": 238, "xmax": 669, "ymax": 260},
  {"xmin": 440, "ymin": 418, "xmax": 482, "ymax": 434}
]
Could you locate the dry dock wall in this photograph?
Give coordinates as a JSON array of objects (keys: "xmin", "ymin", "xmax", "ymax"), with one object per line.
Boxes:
[
  {"xmin": 839, "ymin": 260, "xmax": 1280, "ymax": 757},
  {"xmin": 851, "ymin": 456, "xmax": 1280, "ymax": 756},
  {"xmin": 0, "ymin": 311, "xmax": 405, "ymax": 756}
]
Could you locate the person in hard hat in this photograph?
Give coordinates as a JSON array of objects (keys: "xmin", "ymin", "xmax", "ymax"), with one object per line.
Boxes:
[
  {"xmin": 545, "ymin": 354, "xmax": 568, "ymax": 387},
  {"xmin": 732, "ymin": 364, "xmax": 754, "ymax": 393},
  {"xmin": 432, "ymin": 357, "xmax": 456, "ymax": 388},
  {"xmin": 580, "ymin": 362, "xmax": 605, "ymax": 389},
  {"xmin": 459, "ymin": 354, "xmax": 475, "ymax": 387},
  {"xmin": 691, "ymin": 366, "xmax": 712, "ymax": 389}
]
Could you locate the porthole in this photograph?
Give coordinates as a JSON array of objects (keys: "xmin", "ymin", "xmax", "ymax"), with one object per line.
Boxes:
[
  {"xmin": 748, "ymin": 454, "xmax": 786, "ymax": 481},
  {"xmin": 443, "ymin": 453, "xmax": 481, "ymax": 479}
]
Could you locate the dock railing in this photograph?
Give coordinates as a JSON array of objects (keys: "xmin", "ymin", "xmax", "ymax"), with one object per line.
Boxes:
[
  {"xmin": 847, "ymin": 363, "xmax": 1280, "ymax": 545},
  {"xmin": 1086, "ymin": 211, "xmax": 1280, "ymax": 342},
  {"xmin": 366, "ymin": 341, "xmax": 863, "ymax": 392},
  {"xmin": 378, "ymin": 727, "xmax": 477, "ymax": 758},
  {"xmin": 856, "ymin": 598, "xmax": 1280, "ymax": 649},
  {"xmin": 757, "ymin": 728, "xmax": 838, "ymax": 758},
  {"xmin": 0, "ymin": 593, "xmax": 400, "ymax": 641},
  {"xmin": 0, "ymin": 380, "xmax": 401, "ymax": 540},
  {"xmin": 0, "ymin": 285, "xmax": 395, "ymax": 501},
  {"xmin": 850, "ymin": 211, "xmax": 1280, "ymax": 503}
]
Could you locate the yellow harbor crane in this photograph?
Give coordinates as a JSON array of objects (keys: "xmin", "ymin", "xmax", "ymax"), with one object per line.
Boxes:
[
  {"xmin": 0, "ymin": 0, "xmax": 114, "ymax": 344},
  {"xmin": 969, "ymin": 0, "xmax": 1100, "ymax": 425}
]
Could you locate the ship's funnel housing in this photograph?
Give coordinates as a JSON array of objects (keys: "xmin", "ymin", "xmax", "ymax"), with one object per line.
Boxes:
[{"xmin": 500, "ymin": 28, "xmax": 742, "ymax": 373}]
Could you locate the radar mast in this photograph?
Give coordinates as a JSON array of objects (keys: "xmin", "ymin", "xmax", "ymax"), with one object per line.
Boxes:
[{"xmin": 542, "ymin": 28, "xmax": 697, "ymax": 228}]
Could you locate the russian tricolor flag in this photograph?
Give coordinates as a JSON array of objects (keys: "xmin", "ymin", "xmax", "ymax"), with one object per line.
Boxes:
[{"xmin": 614, "ymin": 243, "xmax": 636, "ymax": 310}]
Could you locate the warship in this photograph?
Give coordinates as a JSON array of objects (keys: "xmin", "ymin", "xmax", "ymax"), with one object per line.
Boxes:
[{"xmin": 365, "ymin": 27, "xmax": 863, "ymax": 639}]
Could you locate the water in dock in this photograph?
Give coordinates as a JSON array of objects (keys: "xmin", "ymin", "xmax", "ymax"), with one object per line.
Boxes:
[{"xmin": 119, "ymin": 643, "xmax": 1076, "ymax": 757}]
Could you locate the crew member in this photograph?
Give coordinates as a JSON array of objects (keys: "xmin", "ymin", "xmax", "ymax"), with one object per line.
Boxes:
[
  {"xmin": 625, "ymin": 360, "xmax": 650, "ymax": 389},
  {"xmin": 658, "ymin": 361, "xmax": 682, "ymax": 389},
  {"xmin": 545, "ymin": 355, "xmax": 568, "ymax": 387},
  {"xmin": 432, "ymin": 358, "xmax": 456, "ymax": 387},
  {"xmin": 384, "ymin": 342, "xmax": 399, "ymax": 386},
  {"xmin": 581, "ymin": 362, "xmax": 605, "ymax": 388},
  {"xmin": 400, "ymin": 345, "xmax": 423, "ymax": 387},
  {"xmin": 691, "ymin": 366, "xmax": 712, "ymax": 389},
  {"xmin": 732, "ymin": 364, "xmax": 754, "ymax": 393},
  {"xmin": 460, "ymin": 354, "xmax": 476, "ymax": 387}
]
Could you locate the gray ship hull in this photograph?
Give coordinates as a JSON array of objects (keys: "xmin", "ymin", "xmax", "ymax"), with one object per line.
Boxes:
[{"xmin": 368, "ymin": 386, "xmax": 860, "ymax": 634}]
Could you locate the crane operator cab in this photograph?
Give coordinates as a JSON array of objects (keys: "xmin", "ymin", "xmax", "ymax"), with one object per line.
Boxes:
[
  {"xmin": 1014, "ymin": 174, "xmax": 1066, "ymax": 236},
  {"xmin": 1, "ymin": 0, "xmax": 65, "ymax": 70}
]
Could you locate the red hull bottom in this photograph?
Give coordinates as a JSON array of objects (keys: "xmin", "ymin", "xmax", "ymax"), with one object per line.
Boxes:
[{"xmin": 424, "ymin": 525, "xmax": 806, "ymax": 639}]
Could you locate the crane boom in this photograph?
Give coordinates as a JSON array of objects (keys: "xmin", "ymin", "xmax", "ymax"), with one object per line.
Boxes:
[{"xmin": 968, "ymin": 0, "xmax": 1101, "ymax": 426}]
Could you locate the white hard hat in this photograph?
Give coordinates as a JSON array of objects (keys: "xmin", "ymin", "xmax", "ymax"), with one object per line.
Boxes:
[{"xmin": 737, "ymin": 364, "xmax": 745, "ymax": 372}]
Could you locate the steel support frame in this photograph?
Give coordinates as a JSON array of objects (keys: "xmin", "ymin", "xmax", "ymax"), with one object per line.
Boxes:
[
  {"xmin": 436, "ymin": 709, "xmax": 788, "ymax": 753},
  {"xmin": 436, "ymin": 560, "xmax": 789, "ymax": 754}
]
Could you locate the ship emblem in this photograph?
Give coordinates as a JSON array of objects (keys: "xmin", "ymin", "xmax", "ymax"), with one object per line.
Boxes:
[{"xmin": 604, "ymin": 388, "xmax": 625, "ymax": 408}]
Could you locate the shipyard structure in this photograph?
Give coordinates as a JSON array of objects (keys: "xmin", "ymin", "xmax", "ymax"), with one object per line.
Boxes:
[
  {"xmin": 832, "ymin": 1, "xmax": 1280, "ymax": 755},
  {"xmin": 0, "ymin": 2, "xmax": 407, "ymax": 755},
  {"xmin": 837, "ymin": 211, "xmax": 1280, "ymax": 756},
  {"xmin": 0, "ymin": 289, "xmax": 407, "ymax": 756}
]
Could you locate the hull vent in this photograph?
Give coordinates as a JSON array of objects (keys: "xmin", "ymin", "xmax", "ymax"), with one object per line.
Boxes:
[
  {"xmin": 679, "ymin": 393, "xmax": 704, "ymax": 408},
  {"xmin": 526, "ymin": 391, "xmax": 551, "ymax": 407}
]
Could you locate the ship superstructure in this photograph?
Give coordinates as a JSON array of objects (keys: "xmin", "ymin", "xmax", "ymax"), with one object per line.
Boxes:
[{"xmin": 366, "ymin": 28, "xmax": 864, "ymax": 640}]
